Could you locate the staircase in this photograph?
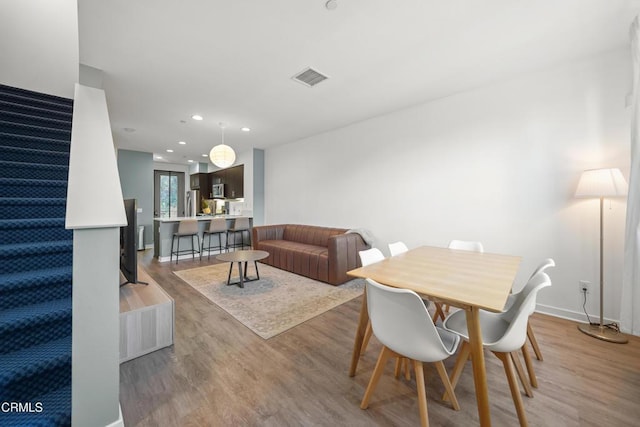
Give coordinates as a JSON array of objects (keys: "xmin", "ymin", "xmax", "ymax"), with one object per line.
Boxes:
[{"xmin": 0, "ymin": 84, "xmax": 73, "ymax": 426}]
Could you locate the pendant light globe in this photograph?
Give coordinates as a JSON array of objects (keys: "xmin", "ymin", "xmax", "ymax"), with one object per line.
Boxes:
[{"xmin": 209, "ymin": 123, "xmax": 236, "ymax": 168}]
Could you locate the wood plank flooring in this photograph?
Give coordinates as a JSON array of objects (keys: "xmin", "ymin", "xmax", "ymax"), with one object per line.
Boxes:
[{"xmin": 120, "ymin": 250, "xmax": 640, "ymax": 426}]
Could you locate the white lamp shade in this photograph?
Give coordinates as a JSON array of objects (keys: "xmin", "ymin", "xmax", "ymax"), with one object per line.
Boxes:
[
  {"xmin": 575, "ymin": 168, "xmax": 628, "ymax": 198},
  {"xmin": 209, "ymin": 144, "xmax": 236, "ymax": 168}
]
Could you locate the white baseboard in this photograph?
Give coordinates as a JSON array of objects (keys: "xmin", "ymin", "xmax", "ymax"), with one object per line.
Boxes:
[{"xmin": 536, "ymin": 303, "xmax": 620, "ymax": 325}]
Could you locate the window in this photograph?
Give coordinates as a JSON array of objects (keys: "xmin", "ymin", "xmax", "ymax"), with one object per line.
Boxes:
[{"xmin": 154, "ymin": 171, "xmax": 185, "ymax": 218}]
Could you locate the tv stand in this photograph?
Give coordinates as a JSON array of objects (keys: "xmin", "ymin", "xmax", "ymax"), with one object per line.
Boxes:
[{"xmin": 119, "ymin": 268, "xmax": 174, "ymax": 362}]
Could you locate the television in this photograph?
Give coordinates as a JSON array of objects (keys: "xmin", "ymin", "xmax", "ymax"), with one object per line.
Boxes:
[{"xmin": 120, "ymin": 199, "xmax": 147, "ymax": 287}]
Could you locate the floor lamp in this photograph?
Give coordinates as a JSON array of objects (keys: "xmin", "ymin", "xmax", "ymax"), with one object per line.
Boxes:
[{"xmin": 575, "ymin": 168, "xmax": 628, "ymax": 343}]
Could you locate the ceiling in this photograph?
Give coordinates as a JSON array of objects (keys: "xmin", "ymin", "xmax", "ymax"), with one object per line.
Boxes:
[{"xmin": 78, "ymin": 0, "xmax": 640, "ymax": 165}]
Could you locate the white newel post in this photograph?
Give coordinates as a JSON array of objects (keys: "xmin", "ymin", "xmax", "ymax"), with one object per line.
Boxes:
[{"xmin": 66, "ymin": 84, "xmax": 127, "ymax": 426}]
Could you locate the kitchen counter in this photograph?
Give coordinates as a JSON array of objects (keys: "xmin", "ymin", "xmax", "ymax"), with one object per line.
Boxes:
[
  {"xmin": 153, "ymin": 215, "xmax": 253, "ymax": 262},
  {"xmin": 153, "ymin": 214, "xmax": 251, "ymax": 222}
]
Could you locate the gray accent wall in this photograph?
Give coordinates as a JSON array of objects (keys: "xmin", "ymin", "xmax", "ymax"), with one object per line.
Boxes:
[{"xmin": 117, "ymin": 149, "xmax": 154, "ymax": 246}]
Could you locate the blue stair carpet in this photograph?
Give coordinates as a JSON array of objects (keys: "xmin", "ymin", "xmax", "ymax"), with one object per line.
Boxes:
[{"xmin": 0, "ymin": 84, "xmax": 73, "ymax": 426}]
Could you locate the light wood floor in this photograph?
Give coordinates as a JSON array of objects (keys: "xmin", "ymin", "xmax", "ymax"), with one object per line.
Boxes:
[{"xmin": 120, "ymin": 250, "xmax": 640, "ymax": 426}]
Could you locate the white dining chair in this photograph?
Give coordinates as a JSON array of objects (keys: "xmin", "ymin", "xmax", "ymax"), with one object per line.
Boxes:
[
  {"xmin": 505, "ymin": 258, "xmax": 555, "ymax": 387},
  {"xmin": 432, "ymin": 240, "xmax": 485, "ymax": 323},
  {"xmin": 442, "ymin": 271, "xmax": 552, "ymax": 427},
  {"xmin": 388, "ymin": 241, "xmax": 409, "ymax": 256},
  {"xmin": 360, "ymin": 279, "xmax": 461, "ymax": 427},
  {"xmin": 357, "ymin": 249, "xmax": 384, "ymax": 357}
]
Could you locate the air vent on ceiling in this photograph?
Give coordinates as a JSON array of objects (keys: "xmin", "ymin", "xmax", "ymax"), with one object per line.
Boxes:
[{"xmin": 292, "ymin": 67, "xmax": 329, "ymax": 87}]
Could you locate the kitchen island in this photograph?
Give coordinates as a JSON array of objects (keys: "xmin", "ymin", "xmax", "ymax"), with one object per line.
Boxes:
[{"xmin": 153, "ymin": 215, "xmax": 253, "ymax": 262}]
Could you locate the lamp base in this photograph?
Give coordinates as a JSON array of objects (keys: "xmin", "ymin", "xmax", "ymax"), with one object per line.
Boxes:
[{"xmin": 577, "ymin": 323, "xmax": 628, "ymax": 344}]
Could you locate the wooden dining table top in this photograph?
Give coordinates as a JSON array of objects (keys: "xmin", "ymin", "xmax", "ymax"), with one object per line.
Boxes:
[{"xmin": 347, "ymin": 245, "xmax": 522, "ymax": 312}]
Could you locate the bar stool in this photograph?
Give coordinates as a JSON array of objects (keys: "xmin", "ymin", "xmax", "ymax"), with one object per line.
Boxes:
[
  {"xmin": 170, "ymin": 219, "xmax": 200, "ymax": 263},
  {"xmin": 201, "ymin": 217, "xmax": 228, "ymax": 260},
  {"xmin": 227, "ymin": 217, "xmax": 251, "ymax": 251}
]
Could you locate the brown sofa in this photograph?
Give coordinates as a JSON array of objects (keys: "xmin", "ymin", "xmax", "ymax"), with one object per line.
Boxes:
[{"xmin": 252, "ymin": 224, "xmax": 370, "ymax": 285}]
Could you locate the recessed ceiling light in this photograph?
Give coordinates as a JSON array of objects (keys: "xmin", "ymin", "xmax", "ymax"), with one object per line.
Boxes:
[
  {"xmin": 188, "ymin": 159, "xmax": 194, "ymax": 163},
  {"xmin": 166, "ymin": 149, "xmax": 174, "ymax": 153},
  {"xmin": 202, "ymin": 154, "xmax": 208, "ymax": 157},
  {"xmin": 155, "ymin": 155, "xmax": 163, "ymax": 160},
  {"xmin": 191, "ymin": 114, "xmax": 203, "ymax": 121},
  {"xmin": 241, "ymin": 127, "xmax": 251, "ymax": 132},
  {"xmin": 178, "ymin": 141, "xmax": 186, "ymax": 145}
]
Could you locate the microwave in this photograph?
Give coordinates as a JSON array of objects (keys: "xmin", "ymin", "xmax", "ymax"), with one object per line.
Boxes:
[{"xmin": 212, "ymin": 183, "xmax": 224, "ymax": 198}]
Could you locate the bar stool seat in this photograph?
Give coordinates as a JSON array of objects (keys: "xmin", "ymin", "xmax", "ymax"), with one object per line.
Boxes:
[
  {"xmin": 171, "ymin": 219, "xmax": 200, "ymax": 263},
  {"xmin": 227, "ymin": 217, "xmax": 251, "ymax": 251},
  {"xmin": 201, "ymin": 217, "xmax": 228, "ymax": 260}
]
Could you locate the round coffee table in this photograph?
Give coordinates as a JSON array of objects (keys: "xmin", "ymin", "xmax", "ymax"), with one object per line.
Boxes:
[{"xmin": 216, "ymin": 250, "xmax": 269, "ymax": 288}]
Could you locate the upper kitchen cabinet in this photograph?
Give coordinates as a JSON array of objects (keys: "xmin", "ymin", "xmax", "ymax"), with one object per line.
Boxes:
[
  {"xmin": 225, "ymin": 164, "xmax": 243, "ymax": 199},
  {"xmin": 208, "ymin": 164, "xmax": 244, "ymax": 199},
  {"xmin": 190, "ymin": 173, "xmax": 210, "ymax": 195}
]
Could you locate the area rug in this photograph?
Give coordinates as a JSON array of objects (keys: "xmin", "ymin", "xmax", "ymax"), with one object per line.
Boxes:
[{"xmin": 174, "ymin": 263, "xmax": 364, "ymax": 339}]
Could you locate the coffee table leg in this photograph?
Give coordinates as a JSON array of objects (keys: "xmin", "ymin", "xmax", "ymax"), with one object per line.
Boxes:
[
  {"xmin": 226, "ymin": 262, "xmax": 233, "ymax": 286},
  {"xmin": 238, "ymin": 261, "xmax": 244, "ymax": 288},
  {"xmin": 244, "ymin": 261, "xmax": 249, "ymax": 279},
  {"xmin": 255, "ymin": 261, "xmax": 260, "ymax": 280}
]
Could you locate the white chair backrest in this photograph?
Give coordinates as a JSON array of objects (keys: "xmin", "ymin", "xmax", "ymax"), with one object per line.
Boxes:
[
  {"xmin": 529, "ymin": 258, "xmax": 555, "ymax": 280},
  {"xmin": 491, "ymin": 272, "xmax": 552, "ymax": 353},
  {"xmin": 366, "ymin": 279, "xmax": 458, "ymax": 362},
  {"xmin": 359, "ymin": 248, "xmax": 385, "ymax": 267},
  {"xmin": 448, "ymin": 240, "xmax": 484, "ymax": 253},
  {"xmin": 178, "ymin": 219, "xmax": 198, "ymax": 235},
  {"xmin": 388, "ymin": 241, "xmax": 409, "ymax": 256},
  {"xmin": 208, "ymin": 217, "xmax": 228, "ymax": 233},
  {"xmin": 506, "ymin": 270, "xmax": 552, "ymax": 319}
]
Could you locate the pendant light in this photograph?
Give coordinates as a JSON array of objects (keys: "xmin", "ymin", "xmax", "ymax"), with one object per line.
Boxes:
[{"xmin": 209, "ymin": 122, "xmax": 236, "ymax": 168}]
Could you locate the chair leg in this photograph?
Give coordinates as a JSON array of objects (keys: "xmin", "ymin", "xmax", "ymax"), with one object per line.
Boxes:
[
  {"xmin": 412, "ymin": 360, "xmax": 430, "ymax": 427},
  {"xmin": 527, "ymin": 322, "xmax": 543, "ymax": 361},
  {"xmin": 434, "ymin": 360, "xmax": 460, "ymax": 411},
  {"xmin": 431, "ymin": 302, "xmax": 446, "ymax": 324},
  {"xmin": 494, "ymin": 352, "xmax": 529, "ymax": 427},
  {"xmin": 191, "ymin": 235, "xmax": 195, "ymax": 260},
  {"xmin": 521, "ymin": 344, "xmax": 538, "ymax": 388},
  {"xmin": 176, "ymin": 236, "xmax": 180, "ymax": 264},
  {"xmin": 443, "ymin": 340, "xmax": 470, "ymax": 401},
  {"xmin": 360, "ymin": 321, "xmax": 372, "ymax": 354},
  {"xmin": 394, "ymin": 357, "xmax": 402, "ymax": 378},
  {"xmin": 404, "ymin": 358, "xmax": 411, "ymax": 380},
  {"xmin": 510, "ymin": 351, "xmax": 533, "ymax": 398},
  {"xmin": 171, "ymin": 235, "xmax": 175, "ymax": 263},
  {"xmin": 360, "ymin": 346, "xmax": 393, "ymax": 409}
]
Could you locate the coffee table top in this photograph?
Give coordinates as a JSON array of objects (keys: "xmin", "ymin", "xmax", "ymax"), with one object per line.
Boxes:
[{"xmin": 216, "ymin": 250, "xmax": 269, "ymax": 263}]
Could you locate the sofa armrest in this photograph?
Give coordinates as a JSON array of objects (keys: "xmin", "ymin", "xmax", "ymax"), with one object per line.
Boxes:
[
  {"xmin": 328, "ymin": 232, "xmax": 370, "ymax": 285},
  {"xmin": 252, "ymin": 224, "xmax": 286, "ymax": 248}
]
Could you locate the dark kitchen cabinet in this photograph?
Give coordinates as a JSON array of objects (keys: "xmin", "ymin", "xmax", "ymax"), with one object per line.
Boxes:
[
  {"xmin": 207, "ymin": 164, "xmax": 244, "ymax": 199},
  {"xmin": 224, "ymin": 164, "xmax": 244, "ymax": 199},
  {"xmin": 190, "ymin": 173, "xmax": 211, "ymax": 196}
]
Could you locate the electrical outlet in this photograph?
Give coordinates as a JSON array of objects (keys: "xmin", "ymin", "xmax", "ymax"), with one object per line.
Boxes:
[{"xmin": 579, "ymin": 280, "xmax": 590, "ymax": 294}]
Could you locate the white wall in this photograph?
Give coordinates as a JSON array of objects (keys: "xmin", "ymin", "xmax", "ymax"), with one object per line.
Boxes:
[
  {"xmin": 0, "ymin": 0, "xmax": 78, "ymax": 98},
  {"xmin": 265, "ymin": 49, "xmax": 631, "ymax": 324}
]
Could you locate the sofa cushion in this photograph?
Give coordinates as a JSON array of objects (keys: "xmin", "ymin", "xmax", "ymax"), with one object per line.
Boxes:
[
  {"xmin": 258, "ymin": 240, "xmax": 330, "ymax": 283},
  {"xmin": 282, "ymin": 224, "xmax": 347, "ymax": 247}
]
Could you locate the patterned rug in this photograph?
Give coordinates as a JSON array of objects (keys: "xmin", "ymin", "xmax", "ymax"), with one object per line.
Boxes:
[{"xmin": 174, "ymin": 262, "xmax": 364, "ymax": 339}]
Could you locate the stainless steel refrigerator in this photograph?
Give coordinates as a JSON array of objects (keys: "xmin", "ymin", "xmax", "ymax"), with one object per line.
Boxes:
[{"xmin": 186, "ymin": 190, "xmax": 199, "ymax": 216}]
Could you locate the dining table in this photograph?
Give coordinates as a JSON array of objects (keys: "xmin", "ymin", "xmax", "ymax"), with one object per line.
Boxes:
[{"xmin": 347, "ymin": 245, "xmax": 521, "ymax": 427}]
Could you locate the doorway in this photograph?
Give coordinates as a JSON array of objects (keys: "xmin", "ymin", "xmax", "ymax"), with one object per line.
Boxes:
[{"xmin": 154, "ymin": 170, "xmax": 185, "ymax": 218}]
